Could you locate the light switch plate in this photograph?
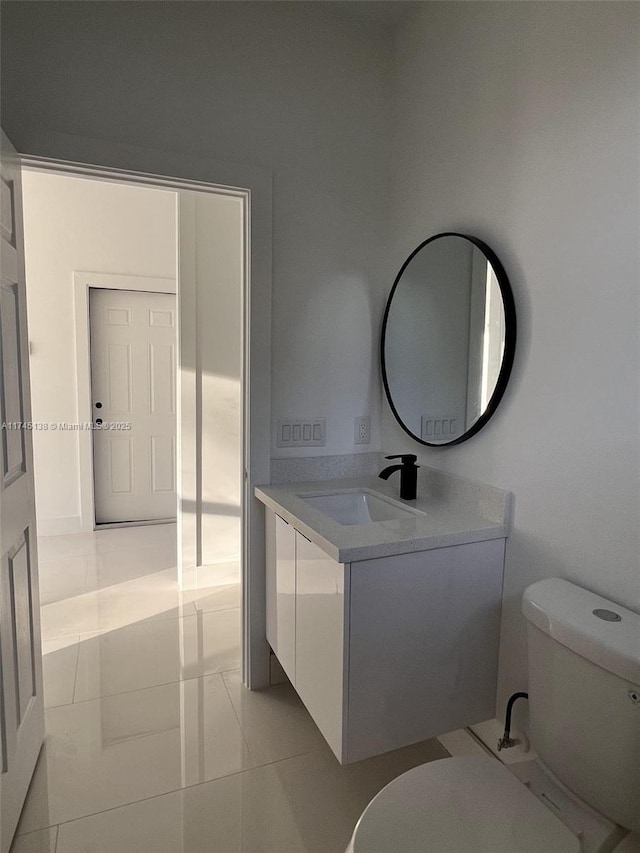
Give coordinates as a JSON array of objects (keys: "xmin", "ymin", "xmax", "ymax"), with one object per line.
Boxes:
[{"xmin": 277, "ymin": 417, "xmax": 326, "ymax": 448}]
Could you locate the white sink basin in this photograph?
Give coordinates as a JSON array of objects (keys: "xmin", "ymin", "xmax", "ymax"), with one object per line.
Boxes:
[{"xmin": 300, "ymin": 489, "xmax": 422, "ymax": 526}]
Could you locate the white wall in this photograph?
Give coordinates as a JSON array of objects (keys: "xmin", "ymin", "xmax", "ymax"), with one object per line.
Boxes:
[
  {"xmin": 385, "ymin": 1, "xmax": 640, "ymax": 712},
  {"xmin": 1, "ymin": 1, "xmax": 391, "ymax": 460},
  {"xmin": 21, "ymin": 170, "xmax": 177, "ymax": 533},
  {"xmin": 198, "ymin": 194, "xmax": 243, "ymax": 573},
  {"xmin": 178, "ymin": 191, "xmax": 243, "ymax": 588},
  {"xmin": 9, "ymin": 2, "xmax": 640, "ymax": 709}
]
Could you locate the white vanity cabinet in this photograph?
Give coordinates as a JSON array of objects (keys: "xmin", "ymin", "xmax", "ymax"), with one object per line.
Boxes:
[{"xmin": 264, "ymin": 507, "xmax": 506, "ymax": 765}]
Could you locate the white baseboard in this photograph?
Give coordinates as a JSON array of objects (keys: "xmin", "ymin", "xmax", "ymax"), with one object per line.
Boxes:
[{"xmin": 36, "ymin": 515, "xmax": 83, "ymax": 536}]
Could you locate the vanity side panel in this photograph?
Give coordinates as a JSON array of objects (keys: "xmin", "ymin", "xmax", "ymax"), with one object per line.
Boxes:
[
  {"xmin": 346, "ymin": 539, "xmax": 505, "ymax": 763},
  {"xmin": 265, "ymin": 510, "xmax": 296, "ymax": 683},
  {"xmin": 295, "ymin": 532, "xmax": 348, "ymax": 762}
]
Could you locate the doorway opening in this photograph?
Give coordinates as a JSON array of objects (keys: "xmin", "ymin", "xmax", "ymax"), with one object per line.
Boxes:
[
  {"xmin": 18, "ymin": 144, "xmax": 273, "ymax": 693},
  {"xmin": 20, "ymin": 164, "xmax": 251, "ymax": 671}
]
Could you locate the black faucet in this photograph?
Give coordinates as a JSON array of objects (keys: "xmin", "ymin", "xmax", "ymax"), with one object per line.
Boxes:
[{"xmin": 378, "ymin": 454, "xmax": 419, "ymax": 501}]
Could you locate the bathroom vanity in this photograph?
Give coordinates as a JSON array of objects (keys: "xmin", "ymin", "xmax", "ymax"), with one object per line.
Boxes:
[{"xmin": 256, "ymin": 469, "xmax": 511, "ymax": 764}]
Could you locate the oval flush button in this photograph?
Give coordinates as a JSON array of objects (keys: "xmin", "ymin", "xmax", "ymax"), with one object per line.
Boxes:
[{"xmin": 593, "ymin": 608, "xmax": 622, "ymax": 622}]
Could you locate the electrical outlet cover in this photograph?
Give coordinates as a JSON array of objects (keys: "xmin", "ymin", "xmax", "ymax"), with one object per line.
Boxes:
[{"xmin": 354, "ymin": 415, "xmax": 371, "ymax": 445}]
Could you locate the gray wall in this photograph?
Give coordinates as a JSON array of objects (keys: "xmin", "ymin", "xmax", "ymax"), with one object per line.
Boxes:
[
  {"xmin": 385, "ymin": 1, "xmax": 640, "ymax": 711},
  {"xmin": 1, "ymin": 0, "xmax": 391, "ymax": 458}
]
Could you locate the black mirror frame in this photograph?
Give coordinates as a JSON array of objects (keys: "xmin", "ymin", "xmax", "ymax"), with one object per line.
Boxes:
[{"xmin": 381, "ymin": 232, "xmax": 517, "ymax": 447}]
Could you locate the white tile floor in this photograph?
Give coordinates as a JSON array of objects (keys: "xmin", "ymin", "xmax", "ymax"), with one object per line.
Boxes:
[{"xmin": 12, "ymin": 524, "xmax": 447, "ymax": 853}]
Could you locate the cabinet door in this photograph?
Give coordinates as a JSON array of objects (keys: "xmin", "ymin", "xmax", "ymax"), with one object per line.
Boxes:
[
  {"xmin": 265, "ymin": 511, "xmax": 296, "ymax": 682},
  {"xmin": 295, "ymin": 532, "xmax": 348, "ymax": 761},
  {"xmin": 347, "ymin": 539, "xmax": 505, "ymax": 762}
]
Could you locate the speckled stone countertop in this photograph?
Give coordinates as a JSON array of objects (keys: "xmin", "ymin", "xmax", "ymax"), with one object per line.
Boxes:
[{"xmin": 255, "ymin": 467, "xmax": 512, "ymax": 563}]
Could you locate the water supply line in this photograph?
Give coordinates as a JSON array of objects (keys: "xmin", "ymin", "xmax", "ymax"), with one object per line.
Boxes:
[{"xmin": 497, "ymin": 691, "xmax": 529, "ymax": 751}]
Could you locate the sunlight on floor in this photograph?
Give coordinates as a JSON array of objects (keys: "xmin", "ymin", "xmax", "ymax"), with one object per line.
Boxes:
[{"xmin": 13, "ymin": 523, "xmax": 447, "ymax": 853}]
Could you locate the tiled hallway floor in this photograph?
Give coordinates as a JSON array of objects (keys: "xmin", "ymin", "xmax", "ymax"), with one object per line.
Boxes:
[{"xmin": 12, "ymin": 524, "xmax": 447, "ymax": 853}]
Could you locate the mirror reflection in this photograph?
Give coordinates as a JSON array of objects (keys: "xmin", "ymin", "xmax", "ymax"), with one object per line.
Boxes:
[{"xmin": 382, "ymin": 233, "xmax": 515, "ymax": 446}]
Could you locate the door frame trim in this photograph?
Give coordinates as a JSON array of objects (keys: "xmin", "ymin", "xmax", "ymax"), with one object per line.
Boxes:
[
  {"xmin": 19, "ymin": 138, "xmax": 272, "ymax": 690},
  {"xmin": 75, "ymin": 273, "xmax": 177, "ymax": 532}
]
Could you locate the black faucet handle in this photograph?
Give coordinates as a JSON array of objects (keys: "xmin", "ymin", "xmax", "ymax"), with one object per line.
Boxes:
[{"xmin": 385, "ymin": 454, "xmax": 418, "ymax": 466}]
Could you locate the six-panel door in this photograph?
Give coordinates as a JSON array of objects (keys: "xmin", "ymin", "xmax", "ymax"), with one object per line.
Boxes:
[
  {"xmin": 0, "ymin": 131, "xmax": 45, "ymax": 853},
  {"xmin": 90, "ymin": 287, "xmax": 177, "ymax": 524}
]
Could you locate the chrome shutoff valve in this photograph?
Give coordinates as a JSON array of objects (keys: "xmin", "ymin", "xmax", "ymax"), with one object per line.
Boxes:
[{"xmin": 497, "ymin": 734, "xmax": 520, "ymax": 751}]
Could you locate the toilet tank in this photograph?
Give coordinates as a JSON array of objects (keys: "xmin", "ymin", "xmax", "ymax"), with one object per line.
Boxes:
[{"xmin": 523, "ymin": 578, "xmax": 640, "ymax": 832}]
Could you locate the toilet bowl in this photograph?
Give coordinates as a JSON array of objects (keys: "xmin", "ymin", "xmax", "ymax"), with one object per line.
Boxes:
[
  {"xmin": 345, "ymin": 753, "xmax": 640, "ymax": 852},
  {"xmin": 347, "ymin": 756, "xmax": 581, "ymax": 853},
  {"xmin": 346, "ymin": 579, "xmax": 640, "ymax": 853}
]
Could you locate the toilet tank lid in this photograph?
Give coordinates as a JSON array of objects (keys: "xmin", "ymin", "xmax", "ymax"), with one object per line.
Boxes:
[{"xmin": 523, "ymin": 579, "xmax": 640, "ymax": 686}]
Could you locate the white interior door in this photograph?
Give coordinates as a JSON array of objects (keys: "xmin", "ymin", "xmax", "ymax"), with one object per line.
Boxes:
[
  {"xmin": 0, "ymin": 131, "xmax": 45, "ymax": 852},
  {"xmin": 90, "ymin": 288, "xmax": 177, "ymax": 524}
]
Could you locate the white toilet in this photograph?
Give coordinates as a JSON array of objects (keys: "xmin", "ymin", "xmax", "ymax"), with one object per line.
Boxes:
[{"xmin": 346, "ymin": 578, "xmax": 640, "ymax": 853}]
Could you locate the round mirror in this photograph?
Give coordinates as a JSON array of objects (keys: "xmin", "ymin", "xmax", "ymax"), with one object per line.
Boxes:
[{"xmin": 381, "ymin": 233, "xmax": 516, "ymax": 446}]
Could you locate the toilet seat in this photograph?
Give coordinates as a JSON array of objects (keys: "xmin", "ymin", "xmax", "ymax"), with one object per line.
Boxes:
[{"xmin": 348, "ymin": 756, "xmax": 581, "ymax": 853}]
